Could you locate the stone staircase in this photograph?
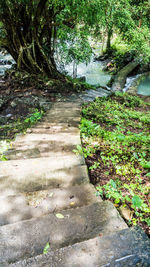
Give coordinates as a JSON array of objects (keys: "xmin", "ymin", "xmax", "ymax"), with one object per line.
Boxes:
[{"xmin": 0, "ymin": 96, "xmax": 149, "ymax": 266}]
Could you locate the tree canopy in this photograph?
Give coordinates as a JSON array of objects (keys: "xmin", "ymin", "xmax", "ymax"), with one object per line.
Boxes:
[{"xmin": 0, "ymin": 0, "xmax": 149, "ymax": 78}]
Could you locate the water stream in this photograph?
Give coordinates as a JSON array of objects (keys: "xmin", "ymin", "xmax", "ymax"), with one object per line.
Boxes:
[
  {"xmin": 0, "ymin": 52, "xmax": 149, "ymax": 96},
  {"xmin": 65, "ymin": 60, "xmax": 111, "ymax": 87},
  {"xmin": 0, "ymin": 53, "xmax": 13, "ymax": 77},
  {"xmin": 137, "ymin": 75, "xmax": 150, "ymax": 96},
  {"xmin": 124, "ymin": 74, "xmax": 150, "ymax": 96}
]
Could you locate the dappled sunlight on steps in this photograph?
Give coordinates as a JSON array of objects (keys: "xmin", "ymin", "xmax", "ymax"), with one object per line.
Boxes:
[{"xmin": 0, "ymin": 100, "xmax": 149, "ymax": 266}]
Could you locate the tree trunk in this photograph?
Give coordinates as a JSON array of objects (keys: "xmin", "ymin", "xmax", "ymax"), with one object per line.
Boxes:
[
  {"xmin": 73, "ymin": 61, "xmax": 77, "ymax": 78},
  {"xmin": 106, "ymin": 28, "xmax": 113, "ymax": 53},
  {"xmin": 5, "ymin": 34, "xmax": 60, "ymax": 78},
  {"xmin": 112, "ymin": 60, "xmax": 140, "ymax": 92},
  {"xmin": 0, "ymin": 0, "xmax": 63, "ymax": 79}
]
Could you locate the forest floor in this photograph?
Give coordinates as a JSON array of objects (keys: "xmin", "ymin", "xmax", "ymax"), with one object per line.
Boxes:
[
  {"xmin": 80, "ymin": 92, "xmax": 150, "ymax": 236},
  {"xmin": 0, "ymin": 73, "xmax": 150, "ymax": 237}
]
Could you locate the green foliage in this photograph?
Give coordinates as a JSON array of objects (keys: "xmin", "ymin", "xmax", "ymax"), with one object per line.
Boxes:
[
  {"xmin": 96, "ymin": 179, "xmax": 150, "ymax": 226},
  {"xmin": 73, "ymin": 144, "xmax": 96, "ymax": 158},
  {"xmin": 140, "ymin": 161, "xmax": 150, "ymax": 169},
  {"xmin": 89, "ymin": 162, "xmax": 100, "ymax": 170},
  {"xmin": 81, "ymin": 93, "xmax": 150, "ymax": 230},
  {"xmin": 24, "ymin": 110, "xmax": 43, "ymax": 126},
  {"xmin": 132, "ymin": 195, "xmax": 142, "ymax": 209},
  {"xmin": 0, "ymin": 140, "xmax": 10, "ymax": 161},
  {"xmin": 0, "ymin": 0, "xmax": 149, "ymax": 76},
  {"xmin": 0, "ymin": 109, "xmax": 44, "ymax": 159},
  {"xmin": 57, "ymin": 29, "xmax": 92, "ymax": 68},
  {"xmin": 0, "ymin": 0, "xmax": 100, "ymax": 76}
]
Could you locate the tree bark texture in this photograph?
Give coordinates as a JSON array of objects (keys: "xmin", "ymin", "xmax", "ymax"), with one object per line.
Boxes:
[{"xmin": 0, "ymin": 0, "xmax": 63, "ymax": 78}]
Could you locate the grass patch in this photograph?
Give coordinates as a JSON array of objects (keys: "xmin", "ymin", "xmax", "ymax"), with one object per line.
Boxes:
[
  {"xmin": 0, "ymin": 109, "xmax": 44, "ymax": 160},
  {"xmin": 79, "ymin": 92, "xmax": 150, "ymax": 235}
]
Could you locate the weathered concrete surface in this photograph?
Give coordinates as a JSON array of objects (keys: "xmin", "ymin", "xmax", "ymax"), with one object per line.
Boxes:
[
  {"xmin": 6, "ymin": 131, "xmax": 81, "ymax": 160},
  {"xmin": 10, "ymin": 132, "xmax": 81, "ymax": 157},
  {"xmin": 6, "ymin": 124, "xmax": 81, "ymax": 160},
  {"xmin": 5, "ymin": 102, "xmax": 82, "ymax": 160},
  {"xmin": 0, "ymin": 159, "xmax": 89, "ymax": 197},
  {"xmin": 15, "ymin": 132, "xmax": 81, "ymax": 143},
  {"xmin": 0, "ymin": 184, "xmax": 101, "ymax": 226},
  {"xmin": 43, "ymin": 116, "xmax": 81, "ymax": 124},
  {"xmin": 6, "ymin": 147, "xmax": 80, "ymax": 160},
  {"xmin": 41, "ymin": 102, "xmax": 81, "ymax": 123},
  {"xmin": 26, "ymin": 125, "xmax": 80, "ymax": 134},
  {"xmin": 10, "ymin": 227, "xmax": 150, "ymax": 267},
  {"xmin": 0, "ymin": 201, "xmax": 127, "ymax": 265}
]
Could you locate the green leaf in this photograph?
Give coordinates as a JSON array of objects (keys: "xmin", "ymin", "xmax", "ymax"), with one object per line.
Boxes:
[
  {"xmin": 43, "ymin": 242, "xmax": 50, "ymax": 254},
  {"xmin": 56, "ymin": 213, "xmax": 64, "ymax": 219},
  {"xmin": 140, "ymin": 162, "xmax": 150, "ymax": 169},
  {"xmin": 132, "ymin": 195, "xmax": 142, "ymax": 208},
  {"xmin": 125, "ymin": 195, "xmax": 131, "ymax": 202},
  {"xmin": 146, "ymin": 172, "xmax": 150, "ymax": 177},
  {"xmin": 110, "ymin": 179, "xmax": 117, "ymax": 189}
]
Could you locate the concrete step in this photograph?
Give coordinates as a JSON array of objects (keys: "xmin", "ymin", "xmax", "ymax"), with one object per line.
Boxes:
[
  {"xmin": 5, "ymin": 147, "xmax": 79, "ymax": 160},
  {"xmin": 52, "ymin": 102, "xmax": 81, "ymax": 109},
  {"xmin": 26, "ymin": 125, "xmax": 80, "ymax": 134},
  {"xmin": 6, "ymin": 130, "xmax": 81, "ymax": 159},
  {"xmin": 0, "ymin": 184, "xmax": 101, "ymax": 226},
  {"xmin": 10, "ymin": 227, "xmax": 150, "ymax": 267},
  {"xmin": 41, "ymin": 102, "xmax": 81, "ymax": 122},
  {"xmin": 45, "ymin": 108, "xmax": 81, "ymax": 118},
  {"xmin": 35, "ymin": 120, "xmax": 80, "ymax": 128},
  {"xmin": 0, "ymin": 201, "xmax": 127, "ymax": 265},
  {"xmin": 42, "ymin": 116, "xmax": 80, "ymax": 124},
  {"xmin": 0, "ymin": 156, "xmax": 89, "ymax": 197},
  {"xmin": 14, "ymin": 132, "xmax": 81, "ymax": 145}
]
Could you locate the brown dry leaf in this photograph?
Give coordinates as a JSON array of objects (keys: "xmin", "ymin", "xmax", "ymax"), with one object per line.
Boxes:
[{"xmin": 119, "ymin": 206, "xmax": 133, "ymax": 221}]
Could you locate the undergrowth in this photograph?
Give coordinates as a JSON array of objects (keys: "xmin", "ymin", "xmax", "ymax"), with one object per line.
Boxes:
[{"xmin": 77, "ymin": 92, "xmax": 150, "ymax": 235}]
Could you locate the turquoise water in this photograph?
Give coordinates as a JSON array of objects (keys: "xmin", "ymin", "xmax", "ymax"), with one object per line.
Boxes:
[
  {"xmin": 0, "ymin": 53, "xmax": 13, "ymax": 76},
  {"xmin": 137, "ymin": 76, "xmax": 150, "ymax": 96},
  {"xmin": 65, "ymin": 60, "xmax": 111, "ymax": 87}
]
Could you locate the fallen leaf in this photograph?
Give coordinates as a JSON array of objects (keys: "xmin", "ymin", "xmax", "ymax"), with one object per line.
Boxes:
[
  {"xmin": 119, "ymin": 206, "xmax": 133, "ymax": 221},
  {"xmin": 49, "ymin": 192, "xmax": 54, "ymax": 197},
  {"xmin": 56, "ymin": 213, "xmax": 64, "ymax": 219},
  {"xmin": 43, "ymin": 242, "xmax": 50, "ymax": 254}
]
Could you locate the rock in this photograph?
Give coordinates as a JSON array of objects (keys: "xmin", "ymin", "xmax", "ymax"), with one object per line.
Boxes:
[
  {"xmin": 94, "ymin": 54, "xmax": 109, "ymax": 61},
  {"xmin": 10, "ymin": 101, "xmax": 17, "ymax": 108},
  {"xmin": 6, "ymin": 113, "xmax": 12, "ymax": 118}
]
